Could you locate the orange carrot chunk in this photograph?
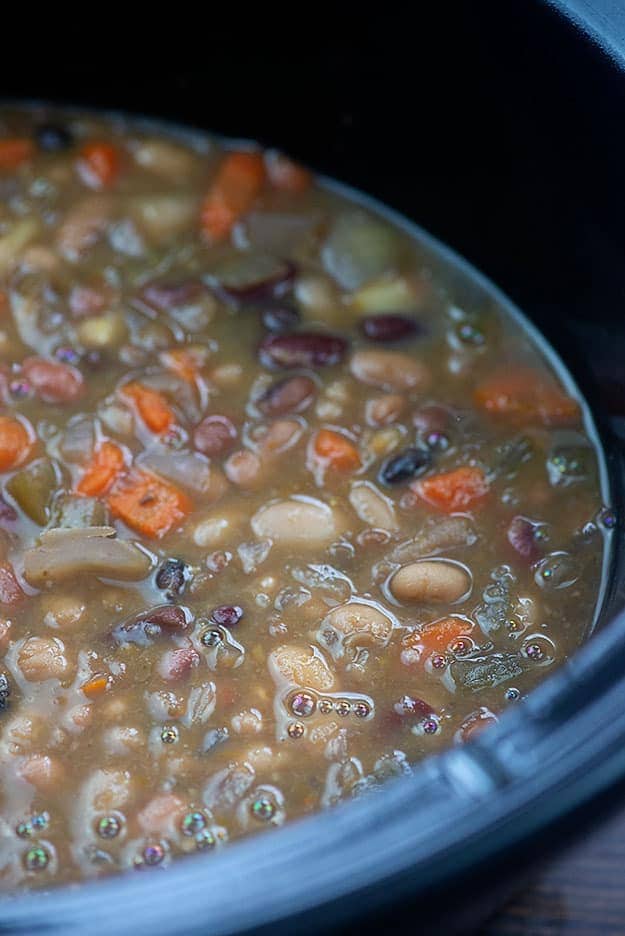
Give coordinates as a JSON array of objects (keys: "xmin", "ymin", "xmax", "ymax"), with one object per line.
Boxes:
[
  {"xmin": 121, "ymin": 382, "xmax": 176, "ymax": 434},
  {"xmin": 200, "ymin": 151, "xmax": 265, "ymax": 242},
  {"xmin": 419, "ymin": 616, "xmax": 473, "ymax": 655},
  {"xmin": 266, "ymin": 152, "xmax": 312, "ymax": 193},
  {"xmin": 108, "ymin": 468, "xmax": 192, "ymax": 539},
  {"xmin": 0, "ymin": 416, "xmax": 32, "ymax": 472},
  {"xmin": 474, "ymin": 367, "xmax": 580, "ymax": 427},
  {"xmin": 0, "ymin": 138, "xmax": 34, "ymax": 171},
  {"xmin": 314, "ymin": 429, "xmax": 361, "ymax": 471},
  {"xmin": 414, "ymin": 466, "xmax": 489, "ymax": 513},
  {"xmin": 81, "ymin": 674, "xmax": 110, "ymax": 699},
  {"xmin": 77, "ymin": 441, "xmax": 125, "ymax": 497},
  {"xmin": 78, "ymin": 142, "xmax": 121, "ymax": 189}
]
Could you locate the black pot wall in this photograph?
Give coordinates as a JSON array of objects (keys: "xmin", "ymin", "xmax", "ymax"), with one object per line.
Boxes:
[{"xmin": 2, "ymin": 3, "xmax": 625, "ymax": 934}]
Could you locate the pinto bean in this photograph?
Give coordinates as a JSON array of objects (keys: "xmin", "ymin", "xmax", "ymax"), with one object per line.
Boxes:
[
  {"xmin": 319, "ymin": 601, "xmax": 394, "ymax": 657},
  {"xmin": 22, "ymin": 356, "xmax": 85, "ymax": 404},
  {"xmin": 365, "ymin": 393, "xmax": 405, "ymax": 427},
  {"xmin": 257, "ymin": 376, "xmax": 316, "ymax": 416},
  {"xmin": 224, "ymin": 450, "xmax": 263, "ymax": 489},
  {"xmin": 350, "ymin": 349, "xmax": 430, "ymax": 392},
  {"xmin": 257, "ymin": 419, "xmax": 303, "ymax": 459},
  {"xmin": 390, "ymin": 560, "xmax": 471, "ymax": 604},
  {"xmin": 42, "ymin": 595, "xmax": 87, "ymax": 631},
  {"xmin": 193, "ymin": 415, "xmax": 237, "ymax": 457}
]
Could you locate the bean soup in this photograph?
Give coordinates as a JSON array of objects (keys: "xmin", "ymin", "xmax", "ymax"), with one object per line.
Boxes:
[{"xmin": 0, "ymin": 108, "xmax": 610, "ymax": 889}]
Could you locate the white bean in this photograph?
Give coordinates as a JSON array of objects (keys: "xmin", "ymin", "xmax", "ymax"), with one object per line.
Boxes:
[
  {"xmin": 251, "ymin": 497, "xmax": 337, "ymax": 546},
  {"xmin": 269, "ymin": 644, "xmax": 335, "ymax": 691},
  {"xmin": 349, "ymin": 481, "xmax": 398, "ymax": 531}
]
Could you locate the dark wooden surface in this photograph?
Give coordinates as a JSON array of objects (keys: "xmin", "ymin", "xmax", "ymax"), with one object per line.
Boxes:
[{"xmin": 482, "ymin": 801, "xmax": 625, "ymax": 935}]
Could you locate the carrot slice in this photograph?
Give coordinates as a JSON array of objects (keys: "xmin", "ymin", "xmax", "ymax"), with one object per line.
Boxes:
[
  {"xmin": 78, "ymin": 142, "xmax": 121, "ymax": 189},
  {"xmin": 81, "ymin": 673, "xmax": 110, "ymax": 699},
  {"xmin": 200, "ymin": 151, "xmax": 265, "ymax": 242},
  {"xmin": 314, "ymin": 429, "xmax": 361, "ymax": 471},
  {"xmin": 419, "ymin": 616, "xmax": 473, "ymax": 655},
  {"xmin": 414, "ymin": 466, "xmax": 489, "ymax": 513},
  {"xmin": 474, "ymin": 367, "xmax": 580, "ymax": 427},
  {"xmin": 266, "ymin": 152, "xmax": 312, "ymax": 193},
  {"xmin": 0, "ymin": 139, "xmax": 34, "ymax": 171},
  {"xmin": 108, "ymin": 468, "xmax": 192, "ymax": 539},
  {"xmin": 77, "ymin": 441, "xmax": 125, "ymax": 497},
  {"xmin": 0, "ymin": 416, "xmax": 32, "ymax": 471},
  {"xmin": 121, "ymin": 382, "xmax": 176, "ymax": 434}
]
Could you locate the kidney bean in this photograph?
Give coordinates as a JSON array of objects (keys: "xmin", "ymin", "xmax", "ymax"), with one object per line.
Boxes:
[
  {"xmin": 211, "ymin": 605, "xmax": 244, "ymax": 627},
  {"xmin": 257, "ymin": 375, "xmax": 316, "ymax": 416},
  {"xmin": 259, "ymin": 332, "xmax": 347, "ymax": 370},
  {"xmin": 158, "ymin": 647, "xmax": 200, "ymax": 683},
  {"xmin": 259, "ymin": 304, "xmax": 300, "ymax": 333},
  {"xmin": 360, "ymin": 313, "xmax": 420, "ymax": 343},
  {"xmin": 413, "ymin": 404, "xmax": 452, "ymax": 435},
  {"xmin": 193, "ymin": 415, "xmax": 237, "ymax": 457},
  {"xmin": 22, "ymin": 356, "xmax": 85, "ymax": 404},
  {"xmin": 112, "ymin": 605, "xmax": 189, "ymax": 645},
  {"xmin": 507, "ymin": 515, "xmax": 546, "ymax": 563},
  {"xmin": 212, "ymin": 258, "xmax": 296, "ymax": 304},
  {"xmin": 393, "ymin": 695, "xmax": 435, "ymax": 718},
  {"xmin": 140, "ymin": 279, "xmax": 204, "ymax": 311},
  {"xmin": 379, "ymin": 447, "xmax": 432, "ymax": 486}
]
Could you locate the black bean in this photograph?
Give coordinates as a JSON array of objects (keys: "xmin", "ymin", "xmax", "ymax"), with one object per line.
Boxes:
[
  {"xmin": 0, "ymin": 672, "xmax": 10, "ymax": 711},
  {"xmin": 155, "ymin": 558, "xmax": 190, "ymax": 598},
  {"xmin": 35, "ymin": 123, "xmax": 73, "ymax": 152},
  {"xmin": 379, "ymin": 446, "xmax": 431, "ymax": 485}
]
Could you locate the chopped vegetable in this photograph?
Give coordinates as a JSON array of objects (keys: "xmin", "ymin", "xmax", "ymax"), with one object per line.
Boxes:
[
  {"xmin": 0, "ymin": 138, "xmax": 34, "ymax": 171},
  {"xmin": 418, "ymin": 616, "xmax": 473, "ymax": 655},
  {"xmin": 414, "ymin": 466, "xmax": 489, "ymax": 513},
  {"xmin": 77, "ymin": 442, "xmax": 125, "ymax": 497},
  {"xmin": 77, "ymin": 142, "xmax": 121, "ymax": 189},
  {"xmin": 474, "ymin": 367, "xmax": 581, "ymax": 427},
  {"xmin": 81, "ymin": 674, "xmax": 110, "ymax": 698},
  {"xmin": 7, "ymin": 458, "xmax": 58, "ymax": 525},
  {"xmin": 23, "ymin": 526, "xmax": 152, "ymax": 585},
  {"xmin": 108, "ymin": 469, "xmax": 192, "ymax": 539},
  {"xmin": 0, "ymin": 416, "xmax": 33, "ymax": 471},
  {"xmin": 200, "ymin": 151, "xmax": 265, "ymax": 242},
  {"xmin": 121, "ymin": 382, "xmax": 176, "ymax": 434},
  {"xmin": 313, "ymin": 429, "xmax": 361, "ymax": 471}
]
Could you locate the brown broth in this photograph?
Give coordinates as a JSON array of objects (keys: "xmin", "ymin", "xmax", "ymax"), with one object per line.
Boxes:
[{"xmin": 0, "ymin": 108, "xmax": 609, "ymax": 890}]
